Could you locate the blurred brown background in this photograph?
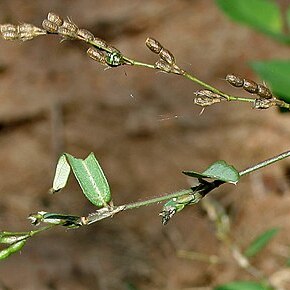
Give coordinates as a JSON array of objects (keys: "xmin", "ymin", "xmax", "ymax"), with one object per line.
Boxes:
[{"xmin": 0, "ymin": 1, "xmax": 289, "ymax": 289}]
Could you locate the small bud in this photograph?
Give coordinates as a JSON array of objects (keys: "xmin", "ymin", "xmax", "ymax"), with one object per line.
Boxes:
[
  {"xmin": 106, "ymin": 51, "xmax": 124, "ymax": 67},
  {"xmin": 42, "ymin": 19, "xmax": 58, "ymax": 33},
  {"xmin": 155, "ymin": 59, "xmax": 172, "ymax": 73},
  {"xmin": 243, "ymin": 79, "xmax": 258, "ymax": 94},
  {"xmin": 253, "ymin": 98, "xmax": 275, "ymax": 109},
  {"xmin": 194, "ymin": 90, "xmax": 226, "ymax": 107},
  {"xmin": 77, "ymin": 28, "xmax": 94, "ymax": 42},
  {"xmin": 226, "ymin": 74, "xmax": 244, "ymax": 87},
  {"xmin": 257, "ymin": 84, "xmax": 272, "ymax": 99},
  {"xmin": 145, "ymin": 37, "xmax": 162, "ymax": 54},
  {"xmin": 47, "ymin": 12, "xmax": 63, "ymax": 26},
  {"xmin": 87, "ymin": 47, "xmax": 107, "ymax": 65},
  {"xmin": 92, "ymin": 37, "xmax": 109, "ymax": 50},
  {"xmin": 159, "ymin": 48, "xmax": 175, "ymax": 65}
]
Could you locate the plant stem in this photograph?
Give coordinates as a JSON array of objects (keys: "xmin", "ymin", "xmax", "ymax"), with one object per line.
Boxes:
[{"xmin": 239, "ymin": 150, "xmax": 290, "ymax": 177}]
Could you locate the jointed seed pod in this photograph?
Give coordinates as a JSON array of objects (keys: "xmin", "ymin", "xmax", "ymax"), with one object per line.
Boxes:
[
  {"xmin": 92, "ymin": 37, "xmax": 109, "ymax": 50},
  {"xmin": 194, "ymin": 90, "xmax": 226, "ymax": 107},
  {"xmin": 17, "ymin": 23, "xmax": 46, "ymax": 41},
  {"xmin": 253, "ymin": 98, "xmax": 275, "ymax": 109},
  {"xmin": 243, "ymin": 79, "xmax": 258, "ymax": 94},
  {"xmin": 257, "ymin": 84, "xmax": 272, "ymax": 99},
  {"xmin": 159, "ymin": 48, "xmax": 175, "ymax": 65},
  {"xmin": 42, "ymin": 19, "xmax": 58, "ymax": 33},
  {"xmin": 226, "ymin": 74, "xmax": 243, "ymax": 87},
  {"xmin": 145, "ymin": 37, "xmax": 162, "ymax": 54},
  {"xmin": 0, "ymin": 24, "xmax": 17, "ymax": 33},
  {"xmin": 77, "ymin": 28, "xmax": 94, "ymax": 42},
  {"xmin": 155, "ymin": 59, "xmax": 172, "ymax": 73},
  {"xmin": 87, "ymin": 47, "xmax": 107, "ymax": 65},
  {"xmin": 47, "ymin": 12, "xmax": 63, "ymax": 26},
  {"xmin": 226, "ymin": 74, "xmax": 273, "ymax": 99},
  {"xmin": 58, "ymin": 18, "xmax": 78, "ymax": 39}
]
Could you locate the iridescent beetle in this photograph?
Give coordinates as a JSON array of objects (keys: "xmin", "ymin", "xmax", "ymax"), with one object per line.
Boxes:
[{"xmin": 106, "ymin": 51, "xmax": 125, "ymax": 67}]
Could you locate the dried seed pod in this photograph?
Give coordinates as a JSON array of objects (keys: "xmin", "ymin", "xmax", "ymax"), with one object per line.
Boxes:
[
  {"xmin": 170, "ymin": 63, "xmax": 184, "ymax": 75},
  {"xmin": 106, "ymin": 51, "xmax": 124, "ymax": 67},
  {"xmin": 58, "ymin": 18, "xmax": 78, "ymax": 39},
  {"xmin": 17, "ymin": 23, "xmax": 46, "ymax": 41},
  {"xmin": 77, "ymin": 28, "xmax": 94, "ymax": 42},
  {"xmin": 0, "ymin": 24, "xmax": 17, "ymax": 33},
  {"xmin": 257, "ymin": 84, "xmax": 272, "ymax": 99},
  {"xmin": 155, "ymin": 59, "xmax": 172, "ymax": 73},
  {"xmin": 145, "ymin": 37, "xmax": 162, "ymax": 54},
  {"xmin": 92, "ymin": 37, "xmax": 109, "ymax": 50},
  {"xmin": 87, "ymin": 47, "xmax": 107, "ymax": 65},
  {"xmin": 42, "ymin": 19, "xmax": 58, "ymax": 33},
  {"xmin": 159, "ymin": 48, "xmax": 175, "ymax": 65},
  {"xmin": 253, "ymin": 98, "xmax": 275, "ymax": 109},
  {"xmin": 47, "ymin": 12, "xmax": 63, "ymax": 26},
  {"xmin": 1, "ymin": 30, "xmax": 18, "ymax": 40},
  {"xmin": 243, "ymin": 79, "xmax": 258, "ymax": 94},
  {"xmin": 194, "ymin": 90, "xmax": 226, "ymax": 107},
  {"xmin": 226, "ymin": 74, "xmax": 244, "ymax": 87}
]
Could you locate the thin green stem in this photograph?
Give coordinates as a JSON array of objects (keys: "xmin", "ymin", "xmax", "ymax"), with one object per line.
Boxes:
[
  {"xmin": 124, "ymin": 189, "xmax": 193, "ymax": 210},
  {"xmin": 239, "ymin": 150, "xmax": 290, "ymax": 177}
]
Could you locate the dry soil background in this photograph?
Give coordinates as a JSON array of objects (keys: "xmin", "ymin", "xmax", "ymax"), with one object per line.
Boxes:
[{"xmin": 0, "ymin": 1, "xmax": 290, "ymax": 290}]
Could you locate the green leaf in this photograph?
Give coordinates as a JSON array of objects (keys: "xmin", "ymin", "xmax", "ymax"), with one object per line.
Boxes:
[
  {"xmin": 216, "ymin": 0, "xmax": 290, "ymax": 43},
  {"xmin": 214, "ymin": 281, "xmax": 271, "ymax": 290},
  {"xmin": 251, "ymin": 60, "xmax": 290, "ymax": 104},
  {"xmin": 244, "ymin": 227, "xmax": 280, "ymax": 257},
  {"xmin": 183, "ymin": 160, "xmax": 240, "ymax": 184},
  {"xmin": 50, "ymin": 154, "xmax": 71, "ymax": 193},
  {"xmin": 64, "ymin": 153, "xmax": 111, "ymax": 207}
]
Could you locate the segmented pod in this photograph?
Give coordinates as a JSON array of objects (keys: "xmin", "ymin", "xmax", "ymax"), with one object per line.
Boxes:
[
  {"xmin": 155, "ymin": 59, "xmax": 172, "ymax": 73},
  {"xmin": 0, "ymin": 24, "xmax": 17, "ymax": 33},
  {"xmin": 1, "ymin": 31, "xmax": 18, "ymax": 40},
  {"xmin": 145, "ymin": 37, "xmax": 162, "ymax": 54},
  {"xmin": 61, "ymin": 19, "xmax": 78, "ymax": 32},
  {"xmin": 159, "ymin": 48, "xmax": 175, "ymax": 65},
  {"xmin": 226, "ymin": 74, "xmax": 273, "ymax": 99},
  {"xmin": 47, "ymin": 12, "xmax": 63, "ymax": 26},
  {"xmin": 257, "ymin": 84, "xmax": 272, "ymax": 99},
  {"xmin": 87, "ymin": 47, "xmax": 107, "ymax": 65},
  {"xmin": 42, "ymin": 19, "xmax": 58, "ymax": 33},
  {"xmin": 225, "ymin": 74, "xmax": 243, "ymax": 87},
  {"xmin": 77, "ymin": 29, "xmax": 94, "ymax": 42},
  {"xmin": 58, "ymin": 18, "xmax": 78, "ymax": 39},
  {"xmin": 92, "ymin": 37, "xmax": 109, "ymax": 50},
  {"xmin": 243, "ymin": 79, "xmax": 258, "ymax": 94}
]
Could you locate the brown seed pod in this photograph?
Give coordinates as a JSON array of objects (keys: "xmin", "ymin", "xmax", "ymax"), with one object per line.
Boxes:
[
  {"xmin": 87, "ymin": 47, "xmax": 107, "ymax": 65},
  {"xmin": 194, "ymin": 90, "xmax": 226, "ymax": 106},
  {"xmin": 145, "ymin": 37, "xmax": 162, "ymax": 54},
  {"xmin": 155, "ymin": 59, "xmax": 172, "ymax": 73},
  {"xmin": 42, "ymin": 19, "xmax": 58, "ymax": 33},
  {"xmin": 159, "ymin": 48, "xmax": 175, "ymax": 65},
  {"xmin": 17, "ymin": 23, "xmax": 46, "ymax": 41},
  {"xmin": 257, "ymin": 84, "xmax": 272, "ymax": 99},
  {"xmin": 253, "ymin": 98, "xmax": 275, "ymax": 109},
  {"xmin": 61, "ymin": 19, "xmax": 78, "ymax": 32},
  {"xmin": 77, "ymin": 29, "xmax": 94, "ymax": 42},
  {"xmin": 47, "ymin": 12, "xmax": 63, "ymax": 26},
  {"xmin": 0, "ymin": 24, "xmax": 17, "ymax": 33},
  {"xmin": 58, "ymin": 27, "xmax": 77, "ymax": 39},
  {"xmin": 243, "ymin": 79, "xmax": 258, "ymax": 94},
  {"xmin": 226, "ymin": 74, "xmax": 244, "ymax": 87},
  {"xmin": 92, "ymin": 37, "xmax": 109, "ymax": 50},
  {"xmin": 1, "ymin": 31, "xmax": 18, "ymax": 40}
]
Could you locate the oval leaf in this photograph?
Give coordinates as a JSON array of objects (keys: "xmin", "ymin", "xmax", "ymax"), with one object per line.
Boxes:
[
  {"xmin": 65, "ymin": 153, "xmax": 111, "ymax": 207},
  {"xmin": 214, "ymin": 281, "xmax": 271, "ymax": 290},
  {"xmin": 216, "ymin": 0, "xmax": 290, "ymax": 43},
  {"xmin": 183, "ymin": 160, "xmax": 240, "ymax": 184},
  {"xmin": 244, "ymin": 227, "xmax": 280, "ymax": 257},
  {"xmin": 50, "ymin": 154, "xmax": 71, "ymax": 193}
]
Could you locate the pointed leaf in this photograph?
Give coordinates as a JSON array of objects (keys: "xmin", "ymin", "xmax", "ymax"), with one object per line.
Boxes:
[
  {"xmin": 214, "ymin": 281, "xmax": 271, "ymax": 290},
  {"xmin": 183, "ymin": 160, "xmax": 240, "ymax": 184},
  {"xmin": 65, "ymin": 153, "xmax": 111, "ymax": 207},
  {"xmin": 244, "ymin": 227, "xmax": 280, "ymax": 257},
  {"xmin": 216, "ymin": 0, "xmax": 290, "ymax": 43},
  {"xmin": 50, "ymin": 154, "xmax": 71, "ymax": 193}
]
